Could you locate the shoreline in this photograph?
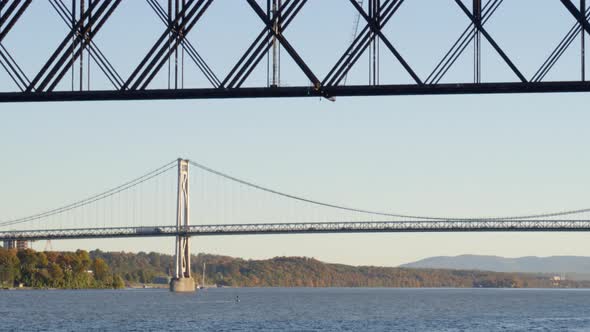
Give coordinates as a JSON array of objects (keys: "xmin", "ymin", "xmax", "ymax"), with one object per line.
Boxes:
[{"xmin": 4, "ymin": 285, "xmax": 590, "ymax": 291}]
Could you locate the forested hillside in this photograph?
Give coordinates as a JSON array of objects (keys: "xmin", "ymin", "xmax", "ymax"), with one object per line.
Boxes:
[
  {"xmin": 89, "ymin": 250, "xmax": 590, "ymax": 289},
  {"xmin": 3, "ymin": 248, "xmax": 588, "ymax": 289}
]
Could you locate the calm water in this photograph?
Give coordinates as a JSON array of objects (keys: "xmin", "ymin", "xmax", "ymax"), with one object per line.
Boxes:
[{"xmin": 1, "ymin": 288, "xmax": 590, "ymax": 331}]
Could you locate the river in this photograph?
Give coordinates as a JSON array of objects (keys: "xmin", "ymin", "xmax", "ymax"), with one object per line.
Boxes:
[{"xmin": 1, "ymin": 288, "xmax": 589, "ymax": 331}]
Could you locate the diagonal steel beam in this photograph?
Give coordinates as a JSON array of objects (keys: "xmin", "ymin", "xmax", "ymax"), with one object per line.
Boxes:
[
  {"xmin": 222, "ymin": 0, "xmax": 306, "ymax": 89},
  {"xmin": 221, "ymin": 0, "xmax": 293, "ymax": 88},
  {"xmin": 26, "ymin": 0, "xmax": 102, "ymax": 92},
  {"xmin": 455, "ymin": 0, "xmax": 527, "ymax": 82},
  {"xmin": 0, "ymin": 0, "xmax": 31, "ymax": 91},
  {"xmin": 137, "ymin": 0, "xmax": 213, "ymax": 90},
  {"xmin": 123, "ymin": 0, "xmax": 198, "ymax": 90},
  {"xmin": 124, "ymin": 0, "xmax": 213, "ymax": 91},
  {"xmin": 0, "ymin": 0, "xmax": 22, "ymax": 41},
  {"xmin": 235, "ymin": 0, "xmax": 307, "ymax": 88},
  {"xmin": 146, "ymin": 0, "xmax": 220, "ymax": 88},
  {"xmin": 533, "ymin": 6, "xmax": 590, "ymax": 82},
  {"xmin": 427, "ymin": 0, "xmax": 503, "ymax": 85},
  {"xmin": 561, "ymin": 0, "xmax": 590, "ymax": 35},
  {"xmin": 27, "ymin": 0, "xmax": 121, "ymax": 92},
  {"xmin": 324, "ymin": 0, "xmax": 403, "ymax": 87},
  {"xmin": 0, "ymin": 44, "xmax": 30, "ymax": 91},
  {"xmin": 247, "ymin": 0, "xmax": 321, "ymax": 89},
  {"xmin": 45, "ymin": 0, "xmax": 121, "ymax": 92},
  {"xmin": 49, "ymin": 0, "xmax": 124, "ymax": 89},
  {"xmin": 349, "ymin": 0, "xmax": 422, "ymax": 85},
  {"xmin": 326, "ymin": 1, "xmax": 398, "ymax": 86},
  {"xmin": 0, "ymin": 0, "xmax": 31, "ymax": 43}
]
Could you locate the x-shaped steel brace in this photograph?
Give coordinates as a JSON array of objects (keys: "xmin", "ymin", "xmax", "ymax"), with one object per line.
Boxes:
[
  {"xmin": 454, "ymin": 0, "xmax": 526, "ymax": 83},
  {"xmin": 27, "ymin": 0, "xmax": 121, "ymax": 92},
  {"xmin": 146, "ymin": 0, "xmax": 220, "ymax": 88},
  {"xmin": 346, "ymin": 0, "xmax": 422, "ymax": 85},
  {"xmin": 222, "ymin": 0, "xmax": 307, "ymax": 89},
  {"xmin": 0, "ymin": 0, "xmax": 31, "ymax": 91},
  {"xmin": 124, "ymin": 0, "xmax": 213, "ymax": 91},
  {"xmin": 426, "ymin": 0, "xmax": 503, "ymax": 84},
  {"xmin": 245, "ymin": 0, "xmax": 322, "ymax": 90},
  {"xmin": 49, "ymin": 0, "xmax": 124, "ymax": 89},
  {"xmin": 562, "ymin": 0, "xmax": 590, "ymax": 35},
  {"xmin": 323, "ymin": 0, "xmax": 405, "ymax": 87}
]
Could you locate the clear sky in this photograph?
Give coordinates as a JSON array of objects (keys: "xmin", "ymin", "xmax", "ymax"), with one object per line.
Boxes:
[{"xmin": 1, "ymin": 0, "xmax": 590, "ymax": 267}]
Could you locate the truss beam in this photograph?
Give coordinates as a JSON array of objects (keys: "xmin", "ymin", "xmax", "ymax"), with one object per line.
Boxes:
[
  {"xmin": 562, "ymin": 0, "xmax": 590, "ymax": 35},
  {"xmin": 454, "ymin": 0, "xmax": 526, "ymax": 82},
  {"xmin": 533, "ymin": 6, "xmax": 590, "ymax": 82},
  {"xmin": 49, "ymin": 0, "xmax": 124, "ymax": 89},
  {"xmin": 0, "ymin": 0, "xmax": 31, "ymax": 91},
  {"xmin": 222, "ymin": 0, "xmax": 307, "ymax": 88},
  {"xmin": 323, "ymin": 0, "xmax": 404, "ymax": 87},
  {"xmin": 123, "ymin": 0, "xmax": 212, "ymax": 91},
  {"xmin": 348, "ymin": 0, "xmax": 422, "ymax": 84},
  {"xmin": 426, "ymin": 0, "xmax": 503, "ymax": 84},
  {"xmin": 1, "ymin": 1, "xmax": 590, "ymax": 102},
  {"xmin": 245, "ymin": 0, "xmax": 321, "ymax": 89},
  {"xmin": 3, "ymin": 219, "xmax": 590, "ymax": 241},
  {"xmin": 26, "ymin": 0, "xmax": 121, "ymax": 92},
  {"xmin": 145, "ymin": 0, "xmax": 220, "ymax": 88}
]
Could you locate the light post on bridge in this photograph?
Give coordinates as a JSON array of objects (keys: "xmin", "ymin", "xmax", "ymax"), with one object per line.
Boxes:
[{"xmin": 170, "ymin": 158, "xmax": 195, "ymax": 292}]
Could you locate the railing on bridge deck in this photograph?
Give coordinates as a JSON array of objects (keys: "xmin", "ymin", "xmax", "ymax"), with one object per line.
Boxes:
[{"xmin": 2, "ymin": 219, "xmax": 590, "ymax": 241}]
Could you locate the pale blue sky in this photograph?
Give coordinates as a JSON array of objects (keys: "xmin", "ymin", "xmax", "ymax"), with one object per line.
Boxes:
[{"xmin": 1, "ymin": 1, "xmax": 590, "ymax": 266}]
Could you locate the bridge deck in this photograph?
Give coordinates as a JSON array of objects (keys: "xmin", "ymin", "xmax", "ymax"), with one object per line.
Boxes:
[{"xmin": 2, "ymin": 220, "xmax": 590, "ymax": 241}]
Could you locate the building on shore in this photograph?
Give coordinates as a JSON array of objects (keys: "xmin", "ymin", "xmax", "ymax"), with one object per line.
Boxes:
[{"xmin": 2, "ymin": 240, "xmax": 30, "ymax": 250}]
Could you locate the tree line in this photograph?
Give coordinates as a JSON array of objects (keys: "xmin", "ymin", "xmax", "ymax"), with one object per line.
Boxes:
[
  {"xmin": 89, "ymin": 251, "xmax": 590, "ymax": 289},
  {"xmin": 3, "ymin": 248, "xmax": 588, "ymax": 289},
  {"xmin": 0, "ymin": 248, "xmax": 124, "ymax": 289}
]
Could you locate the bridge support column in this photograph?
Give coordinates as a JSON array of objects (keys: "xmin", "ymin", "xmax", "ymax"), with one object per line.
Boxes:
[{"xmin": 170, "ymin": 158, "xmax": 195, "ymax": 293}]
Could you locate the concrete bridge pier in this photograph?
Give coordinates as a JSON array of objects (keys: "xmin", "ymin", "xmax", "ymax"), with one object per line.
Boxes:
[{"xmin": 170, "ymin": 276, "xmax": 195, "ymax": 292}]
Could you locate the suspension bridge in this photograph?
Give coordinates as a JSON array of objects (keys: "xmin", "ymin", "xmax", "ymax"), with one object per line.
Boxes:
[
  {"xmin": 2, "ymin": 158, "xmax": 590, "ymax": 290},
  {"xmin": 1, "ymin": 0, "xmax": 590, "ymax": 102}
]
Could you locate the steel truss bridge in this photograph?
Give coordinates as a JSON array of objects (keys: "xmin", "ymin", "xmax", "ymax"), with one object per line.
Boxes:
[
  {"xmin": 1, "ymin": 0, "xmax": 590, "ymax": 102},
  {"xmin": 3, "ymin": 220, "xmax": 590, "ymax": 241}
]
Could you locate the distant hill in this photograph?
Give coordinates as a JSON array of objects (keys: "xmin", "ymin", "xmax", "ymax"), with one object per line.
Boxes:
[
  {"xmin": 401, "ymin": 255, "xmax": 590, "ymax": 280},
  {"xmin": 88, "ymin": 250, "xmax": 590, "ymax": 288}
]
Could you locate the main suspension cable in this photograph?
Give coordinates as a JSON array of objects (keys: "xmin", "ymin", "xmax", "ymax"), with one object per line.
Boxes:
[{"xmin": 0, "ymin": 159, "xmax": 177, "ymax": 228}]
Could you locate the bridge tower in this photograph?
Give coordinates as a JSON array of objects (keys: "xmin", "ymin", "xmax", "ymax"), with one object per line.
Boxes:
[{"xmin": 170, "ymin": 158, "xmax": 195, "ymax": 292}]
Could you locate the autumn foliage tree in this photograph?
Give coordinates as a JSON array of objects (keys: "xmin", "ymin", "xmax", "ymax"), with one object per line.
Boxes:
[{"xmin": 0, "ymin": 248, "xmax": 125, "ymax": 289}]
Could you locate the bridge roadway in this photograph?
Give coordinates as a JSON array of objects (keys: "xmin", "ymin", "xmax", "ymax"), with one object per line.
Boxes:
[{"xmin": 1, "ymin": 219, "xmax": 590, "ymax": 241}]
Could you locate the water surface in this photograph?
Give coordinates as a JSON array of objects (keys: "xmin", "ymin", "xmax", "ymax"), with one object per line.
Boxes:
[{"xmin": 1, "ymin": 288, "xmax": 589, "ymax": 331}]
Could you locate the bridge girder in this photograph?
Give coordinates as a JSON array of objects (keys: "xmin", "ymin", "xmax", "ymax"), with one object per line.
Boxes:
[
  {"xmin": 3, "ymin": 219, "xmax": 590, "ymax": 241},
  {"xmin": 1, "ymin": 0, "xmax": 590, "ymax": 102}
]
